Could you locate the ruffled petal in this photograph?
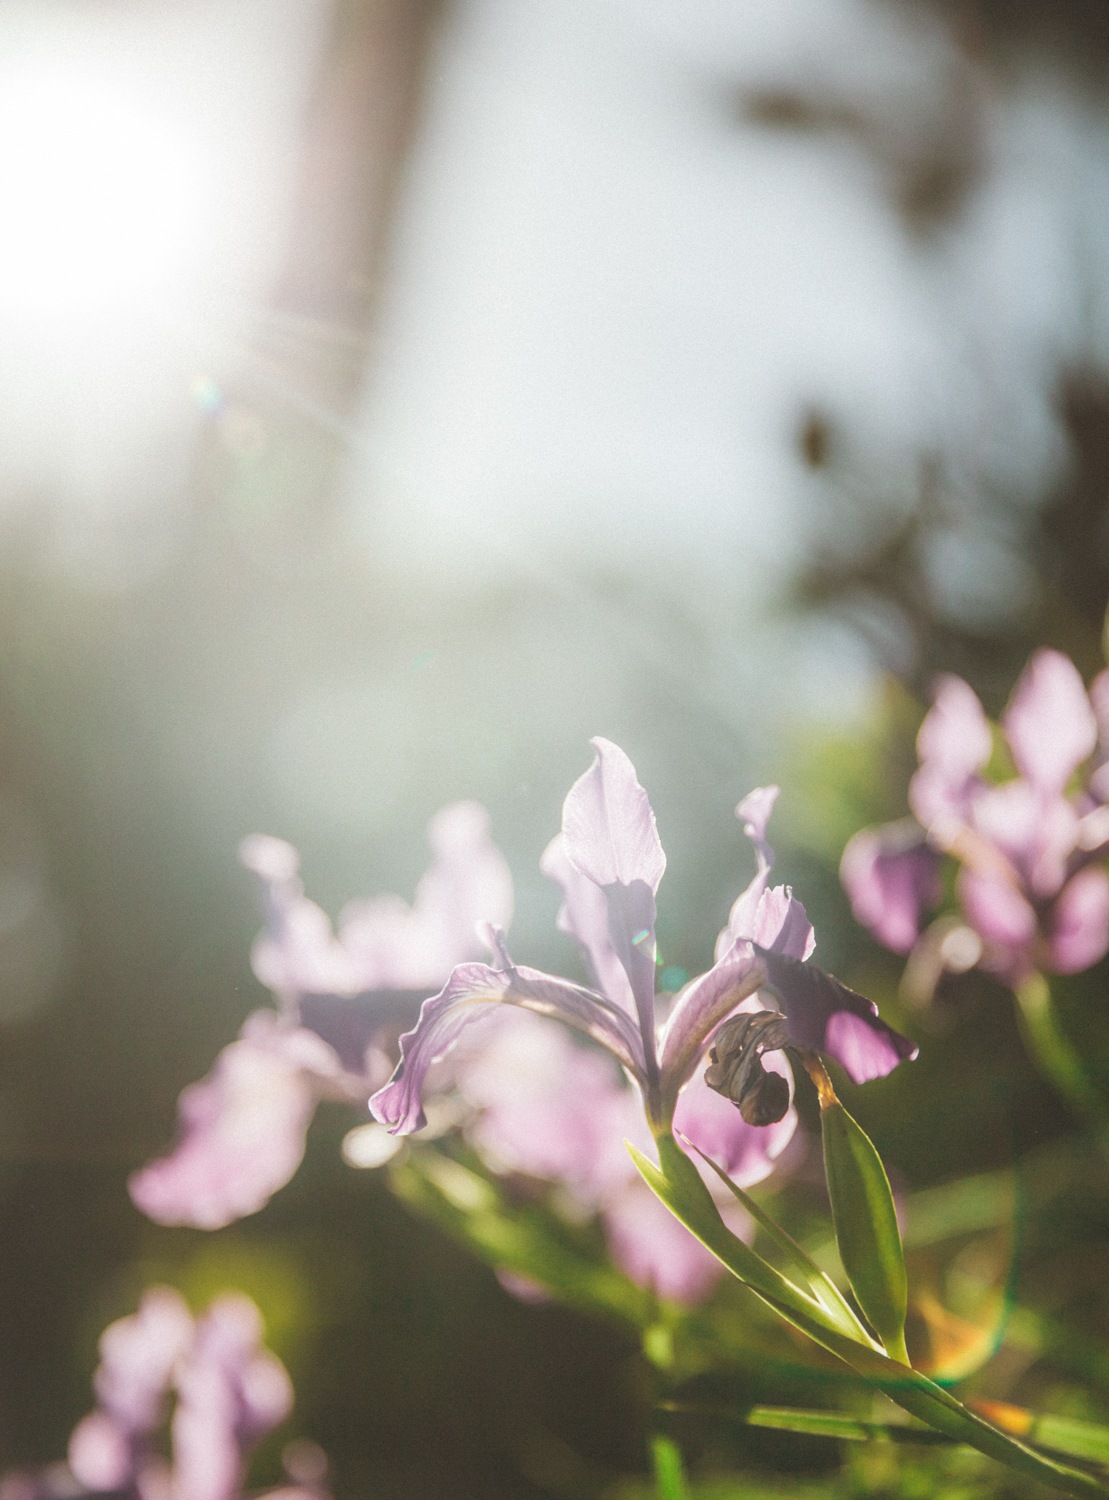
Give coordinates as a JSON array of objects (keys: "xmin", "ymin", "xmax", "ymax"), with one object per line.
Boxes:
[
  {"xmin": 129, "ymin": 1013, "xmax": 342, "ymax": 1229},
  {"xmin": 746, "ymin": 885, "xmax": 816, "ymax": 959},
  {"xmin": 1048, "ymin": 866, "xmax": 1109, "ymax": 974},
  {"xmin": 562, "ymin": 738, "xmax": 666, "ymax": 892},
  {"xmin": 1003, "ymin": 649, "xmax": 1097, "ymax": 795},
  {"xmin": 736, "ymin": 786, "xmax": 778, "ymax": 878},
  {"xmin": 823, "ymin": 1011, "xmax": 909, "ymax": 1085},
  {"xmin": 715, "ymin": 786, "xmax": 782, "ymax": 960},
  {"xmin": 371, "ymin": 952, "xmax": 647, "ymax": 1135},
  {"xmin": 841, "ymin": 822, "xmax": 942, "ymax": 954},
  {"xmin": 756, "ymin": 948, "xmax": 918, "ymax": 1083},
  {"xmin": 657, "ymin": 945, "xmax": 766, "ymax": 1097},
  {"xmin": 561, "ymin": 740, "xmax": 665, "ymax": 1053},
  {"xmin": 540, "ymin": 834, "xmax": 635, "ymax": 1015}
]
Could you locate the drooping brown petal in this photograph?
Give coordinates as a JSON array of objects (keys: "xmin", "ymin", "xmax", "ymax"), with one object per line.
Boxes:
[{"xmin": 704, "ymin": 1010, "xmax": 795, "ymax": 1126}]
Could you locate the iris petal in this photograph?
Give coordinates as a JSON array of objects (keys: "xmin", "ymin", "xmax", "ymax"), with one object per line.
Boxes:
[{"xmin": 371, "ymin": 955, "xmax": 647, "ymax": 1135}]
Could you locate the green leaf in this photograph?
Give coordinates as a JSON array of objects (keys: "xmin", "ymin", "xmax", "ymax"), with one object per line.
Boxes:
[
  {"xmin": 820, "ymin": 1098, "xmax": 908, "ymax": 1362},
  {"xmin": 1036, "ymin": 1414, "xmax": 1109, "ymax": 1470},
  {"xmin": 627, "ymin": 1137, "xmax": 880, "ymax": 1347},
  {"xmin": 659, "ymin": 1398, "xmax": 947, "ymax": 1445},
  {"xmin": 635, "ymin": 1134, "xmax": 1109, "ymax": 1497},
  {"xmin": 680, "ymin": 1135, "xmax": 870, "ymax": 1342},
  {"xmin": 971, "ymin": 1402, "xmax": 1109, "ymax": 1471},
  {"xmin": 744, "ymin": 1405, "xmax": 949, "ymax": 1445}
]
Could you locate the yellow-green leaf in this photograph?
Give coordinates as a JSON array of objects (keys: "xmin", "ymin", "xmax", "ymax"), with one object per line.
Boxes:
[{"xmin": 821, "ymin": 1098, "xmax": 908, "ymax": 1362}]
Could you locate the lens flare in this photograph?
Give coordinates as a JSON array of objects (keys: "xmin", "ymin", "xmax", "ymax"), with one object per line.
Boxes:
[{"xmin": 0, "ymin": 62, "xmax": 206, "ymax": 317}]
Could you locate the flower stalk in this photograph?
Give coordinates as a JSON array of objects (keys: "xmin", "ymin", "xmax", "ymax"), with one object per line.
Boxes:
[{"xmin": 1015, "ymin": 972, "xmax": 1108, "ymax": 1136}]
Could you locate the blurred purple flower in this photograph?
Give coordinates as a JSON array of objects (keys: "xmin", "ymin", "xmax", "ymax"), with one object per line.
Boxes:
[
  {"xmin": 3, "ymin": 1289, "xmax": 320, "ymax": 1500},
  {"xmin": 67, "ymin": 1287, "xmax": 193, "ymax": 1495},
  {"xmin": 373, "ymin": 739, "xmax": 914, "ymax": 1162},
  {"xmin": 604, "ymin": 1176, "xmax": 724, "ymax": 1305},
  {"xmin": 171, "ymin": 1295, "xmax": 295, "ymax": 1500},
  {"xmin": 131, "ymin": 805, "xmax": 512, "ymax": 1229},
  {"xmin": 842, "ymin": 649, "xmax": 1109, "ymax": 987},
  {"xmin": 839, "ymin": 822, "xmax": 942, "ymax": 956},
  {"xmin": 130, "ymin": 1014, "xmax": 345, "ymax": 1230},
  {"xmin": 457, "ymin": 1010, "xmax": 638, "ymax": 1211},
  {"xmin": 453, "ymin": 1008, "xmax": 790, "ymax": 1305},
  {"xmin": 244, "ymin": 803, "xmax": 514, "ymax": 1000}
]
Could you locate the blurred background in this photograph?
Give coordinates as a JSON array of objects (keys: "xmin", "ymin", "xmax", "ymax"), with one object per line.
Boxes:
[{"xmin": 1, "ymin": 1, "xmax": 1109, "ymax": 1495}]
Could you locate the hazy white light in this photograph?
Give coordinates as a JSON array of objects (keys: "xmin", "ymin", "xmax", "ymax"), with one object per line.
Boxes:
[
  {"xmin": 0, "ymin": 63, "xmax": 206, "ymax": 317},
  {"xmin": 939, "ymin": 924, "xmax": 983, "ymax": 974},
  {"xmin": 341, "ymin": 1123, "xmax": 404, "ymax": 1170}
]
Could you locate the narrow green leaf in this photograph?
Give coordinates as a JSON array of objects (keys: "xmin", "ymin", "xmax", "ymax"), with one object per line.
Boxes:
[
  {"xmin": 637, "ymin": 1136, "xmax": 1109, "ymax": 1497},
  {"xmin": 971, "ymin": 1402, "xmax": 1109, "ymax": 1471},
  {"xmin": 659, "ymin": 1399, "xmax": 947, "ymax": 1444},
  {"xmin": 681, "ymin": 1135, "xmax": 870, "ymax": 1342},
  {"xmin": 627, "ymin": 1137, "xmax": 876, "ymax": 1345},
  {"xmin": 1036, "ymin": 1415, "xmax": 1109, "ymax": 1470},
  {"xmin": 820, "ymin": 1098, "xmax": 908, "ymax": 1362},
  {"xmin": 651, "ymin": 1436, "xmax": 690, "ymax": 1500},
  {"xmin": 745, "ymin": 1405, "xmax": 949, "ymax": 1445}
]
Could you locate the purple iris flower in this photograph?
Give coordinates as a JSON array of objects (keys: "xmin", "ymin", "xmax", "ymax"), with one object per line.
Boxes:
[
  {"xmin": 2, "ymin": 1288, "xmax": 322, "ymax": 1500},
  {"xmin": 842, "ymin": 650, "xmax": 1109, "ymax": 987},
  {"xmin": 371, "ymin": 740, "xmax": 915, "ymax": 1152},
  {"xmin": 130, "ymin": 804, "xmax": 513, "ymax": 1229}
]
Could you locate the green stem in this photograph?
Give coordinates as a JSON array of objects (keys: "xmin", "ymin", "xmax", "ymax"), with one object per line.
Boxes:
[
  {"xmin": 644, "ymin": 1135, "xmax": 884, "ymax": 1348},
  {"xmin": 1015, "ymin": 974, "xmax": 1108, "ymax": 1137},
  {"xmin": 651, "ymin": 1436, "xmax": 691, "ymax": 1500}
]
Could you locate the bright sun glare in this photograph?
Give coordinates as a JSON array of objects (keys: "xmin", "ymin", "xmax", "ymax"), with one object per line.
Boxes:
[{"xmin": 0, "ymin": 63, "xmax": 206, "ymax": 319}]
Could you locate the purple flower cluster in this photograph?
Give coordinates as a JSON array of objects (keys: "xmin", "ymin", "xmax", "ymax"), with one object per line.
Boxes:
[
  {"xmin": 842, "ymin": 650, "xmax": 1109, "ymax": 988},
  {"xmin": 130, "ymin": 804, "xmax": 513, "ymax": 1228},
  {"xmin": 1, "ymin": 1289, "xmax": 320, "ymax": 1500}
]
